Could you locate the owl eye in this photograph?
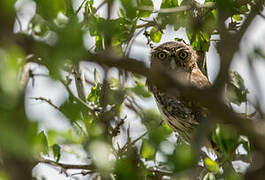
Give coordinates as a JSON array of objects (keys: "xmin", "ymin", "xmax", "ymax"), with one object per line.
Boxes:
[
  {"xmin": 178, "ymin": 51, "xmax": 188, "ymax": 60},
  {"xmin": 157, "ymin": 52, "xmax": 167, "ymax": 60}
]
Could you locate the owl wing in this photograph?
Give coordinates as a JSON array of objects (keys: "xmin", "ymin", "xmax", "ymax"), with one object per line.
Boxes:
[{"xmin": 190, "ymin": 68, "xmax": 211, "ymax": 89}]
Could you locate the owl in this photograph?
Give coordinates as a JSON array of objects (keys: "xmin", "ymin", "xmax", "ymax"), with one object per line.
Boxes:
[{"xmin": 147, "ymin": 41, "xmax": 210, "ymax": 143}]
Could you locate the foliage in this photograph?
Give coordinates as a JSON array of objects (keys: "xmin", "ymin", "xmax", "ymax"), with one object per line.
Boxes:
[{"xmin": 0, "ymin": 0, "xmax": 264, "ymax": 179}]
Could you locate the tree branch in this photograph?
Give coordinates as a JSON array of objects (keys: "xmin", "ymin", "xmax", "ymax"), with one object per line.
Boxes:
[{"xmin": 39, "ymin": 157, "xmax": 95, "ymax": 170}]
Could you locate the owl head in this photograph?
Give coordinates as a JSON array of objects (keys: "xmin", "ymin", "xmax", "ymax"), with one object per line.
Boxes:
[{"xmin": 150, "ymin": 41, "xmax": 198, "ymax": 72}]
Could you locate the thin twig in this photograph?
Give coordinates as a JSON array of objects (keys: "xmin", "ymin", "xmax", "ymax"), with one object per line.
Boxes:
[
  {"xmin": 30, "ymin": 97, "xmax": 60, "ymax": 110},
  {"xmin": 75, "ymin": 0, "xmax": 87, "ymax": 15},
  {"xmin": 119, "ymin": 131, "xmax": 148, "ymax": 154},
  {"xmin": 39, "ymin": 157, "xmax": 95, "ymax": 170},
  {"xmin": 60, "ymin": 78, "xmax": 102, "ymax": 114}
]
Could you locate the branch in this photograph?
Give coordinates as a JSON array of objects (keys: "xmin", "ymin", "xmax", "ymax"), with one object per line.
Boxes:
[
  {"xmin": 39, "ymin": 157, "xmax": 95, "ymax": 170},
  {"xmin": 30, "ymin": 97, "xmax": 60, "ymax": 110}
]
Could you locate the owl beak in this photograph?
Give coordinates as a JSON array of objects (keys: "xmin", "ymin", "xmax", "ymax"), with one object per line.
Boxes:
[{"xmin": 170, "ymin": 58, "xmax": 177, "ymax": 69}]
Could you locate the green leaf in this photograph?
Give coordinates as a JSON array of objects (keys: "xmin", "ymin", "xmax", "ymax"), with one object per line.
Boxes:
[
  {"xmin": 174, "ymin": 37, "xmax": 184, "ymax": 42},
  {"xmin": 52, "ymin": 144, "xmax": 61, "ymax": 162},
  {"xmin": 204, "ymin": 157, "xmax": 220, "ymax": 174},
  {"xmin": 109, "ymin": 77, "xmax": 120, "ymax": 89},
  {"xmin": 87, "ymin": 16, "xmax": 135, "ymax": 47},
  {"xmin": 171, "ymin": 144, "xmax": 196, "ymax": 172},
  {"xmin": 232, "ymin": 15, "xmax": 243, "ymax": 21},
  {"xmin": 38, "ymin": 131, "xmax": 49, "ymax": 155},
  {"xmin": 31, "ymin": 18, "xmax": 49, "ymax": 38},
  {"xmin": 120, "ymin": 0, "xmax": 153, "ymax": 19},
  {"xmin": 215, "ymin": 0, "xmax": 236, "ymax": 13},
  {"xmin": 34, "ymin": 0, "xmax": 66, "ymax": 20},
  {"xmin": 138, "ymin": 0, "xmax": 153, "ymax": 18},
  {"xmin": 160, "ymin": 0, "xmax": 179, "ymax": 8},
  {"xmin": 0, "ymin": 46, "xmax": 25, "ymax": 107},
  {"xmin": 141, "ymin": 139, "xmax": 156, "ymax": 160},
  {"xmin": 226, "ymin": 71, "xmax": 248, "ymax": 105},
  {"xmin": 129, "ymin": 86, "xmax": 151, "ymax": 98},
  {"xmin": 211, "ymin": 124, "xmax": 239, "ymax": 158},
  {"xmin": 239, "ymin": 5, "xmax": 249, "ymax": 13},
  {"xmin": 150, "ymin": 27, "xmax": 162, "ymax": 43},
  {"xmin": 187, "ymin": 30, "xmax": 211, "ymax": 52},
  {"xmin": 87, "ymin": 83, "xmax": 101, "ymax": 105},
  {"xmin": 93, "ymin": 68, "xmax": 100, "ymax": 84},
  {"xmin": 120, "ymin": 0, "xmax": 137, "ymax": 19},
  {"xmin": 140, "ymin": 109, "xmax": 171, "ymax": 147},
  {"xmin": 127, "ymin": 77, "xmax": 151, "ymax": 98},
  {"xmin": 60, "ymin": 98, "xmax": 84, "ymax": 122},
  {"xmin": 0, "ymin": 170, "xmax": 10, "ymax": 180},
  {"xmin": 0, "ymin": 0, "xmax": 16, "ymax": 16}
]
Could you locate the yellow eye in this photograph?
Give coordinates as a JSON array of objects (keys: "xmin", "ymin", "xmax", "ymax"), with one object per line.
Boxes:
[
  {"xmin": 157, "ymin": 52, "xmax": 166, "ymax": 60},
  {"xmin": 178, "ymin": 51, "xmax": 188, "ymax": 60}
]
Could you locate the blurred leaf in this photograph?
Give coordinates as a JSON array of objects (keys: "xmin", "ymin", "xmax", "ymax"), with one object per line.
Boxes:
[
  {"xmin": 138, "ymin": 0, "xmax": 153, "ymax": 18},
  {"xmin": 107, "ymin": 88, "xmax": 125, "ymax": 106},
  {"xmin": 0, "ymin": 171, "xmax": 10, "ymax": 180},
  {"xmin": 232, "ymin": 15, "xmax": 243, "ymax": 21},
  {"xmin": 187, "ymin": 30, "xmax": 211, "ymax": 52},
  {"xmin": 150, "ymin": 27, "xmax": 162, "ymax": 43},
  {"xmin": 160, "ymin": 0, "xmax": 178, "ymax": 8},
  {"xmin": 95, "ymin": 35, "xmax": 103, "ymax": 52},
  {"xmin": 202, "ymin": 10, "xmax": 218, "ymax": 34},
  {"xmin": 170, "ymin": 144, "xmax": 196, "ymax": 172},
  {"xmin": 141, "ymin": 139, "xmax": 156, "ymax": 160},
  {"xmin": 87, "ymin": 83, "xmax": 101, "ymax": 105},
  {"xmin": 120, "ymin": 0, "xmax": 137, "ymax": 19},
  {"xmin": 31, "ymin": 15, "xmax": 50, "ymax": 38},
  {"xmin": 87, "ymin": 15, "xmax": 136, "ymax": 48},
  {"xmin": 34, "ymin": 0, "xmax": 66, "ymax": 20},
  {"xmin": 203, "ymin": 172, "xmax": 216, "ymax": 180},
  {"xmin": 115, "ymin": 146, "xmax": 145, "ymax": 180},
  {"xmin": 93, "ymin": 68, "xmax": 100, "ymax": 84},
  {"xmin": 55, "ymin": 19, "xmax": 86, "ymax": 60},
  {"xmin": 60, "ymin": 98, "xmax": 84, "ymax": 121},
  {"xmin": 109, "ymin": 77, "xmax": 120, "ymax": 89},
  {"xmin": 120, "ymin": 0, "xmax": 153, "ymax": 19},
  {"xmin": 204, "ymin": 157, "xmax": 220, "ymax": 174},
  {"xmin": 34, "ymin": 18, "xmax": 86, "ymax": 79},
  {"xmin": 129, "ymin": 85, "xmax": 151, "ymax": 98},
  {"xmin": 140, "ymin": 109, "xmax": 171, "ymax": 147},
  {"xmin": 226, "ymin": 71, "xmax": 248, "ymax": 105},
  {"xmin": 0, "ymin": 46, "xmax": 25, "ymax": 108},
  {"xmin": 212, "ymin": 124, "xmax": 239, "ymax": 158},
  {"xmin": 52, "ymin": 144, "xmax": 61, "ymax": 162},
  {"xmin": 215, "ymin": 0, "xmax": 236, "ymax": 13},
  {"xmin": 38, "ymin": 131, "xmax": 49, "ymax": 155},
  {"xmin": 238, "ymin": 5, "xmax": 249, "ymax": 13},
  {"xmin": 127, "ymin": 77, "xmax": 151, "ymax": 98},
  {"xmin": 222, "ymin": 163, "xmax": 243, "ymax": 180}
]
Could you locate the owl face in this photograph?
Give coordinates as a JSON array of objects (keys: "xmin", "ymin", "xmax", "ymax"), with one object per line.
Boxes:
[{"xmin": 151, "ymin": 41, "xmax": 198, "ymax": 71}]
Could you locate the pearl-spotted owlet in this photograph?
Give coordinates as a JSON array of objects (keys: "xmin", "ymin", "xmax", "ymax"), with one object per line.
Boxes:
[{"xmin": 147, "ymin": 41, "xmax": 210, "ymax": 143}]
